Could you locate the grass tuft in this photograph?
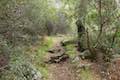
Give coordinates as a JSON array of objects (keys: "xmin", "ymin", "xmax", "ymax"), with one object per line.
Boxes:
[{"xmin": 65, "ymin": 44, "xmax": 76, "ymax": 58}]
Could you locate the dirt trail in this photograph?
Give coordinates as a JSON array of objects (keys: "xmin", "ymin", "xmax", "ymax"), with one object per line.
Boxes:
[
  {"xmin": 44, "ymin": 36, "xmax": 120, "ymax": 80},
  {"xmin": 48, "ymin": 61, "xmax": 76, "ymax": 80},
  {"xmin": 46, "ymin": 37, "xmax": 77, "ymax": 80},
  {"xmin": 44, "ymin": 36, "xmax": 103, "ymax": 80}
]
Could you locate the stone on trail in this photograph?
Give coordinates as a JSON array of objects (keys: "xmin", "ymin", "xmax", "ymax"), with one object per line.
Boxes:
[{"xmin": 44, "ymin": 45, "xmax": 69, "ymax": 63}]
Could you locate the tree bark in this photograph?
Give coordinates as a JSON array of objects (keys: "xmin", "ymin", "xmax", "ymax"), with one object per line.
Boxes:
[{"xmin": 76, "ymin": 19, "xmax": 85, "ymax": 52}]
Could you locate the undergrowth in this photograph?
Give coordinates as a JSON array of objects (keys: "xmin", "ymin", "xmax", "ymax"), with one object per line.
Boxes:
[
  {"xmin": 65, "ymin": 44, "xmax": 76, "ymax": 59},
  {"xmin": 29, "ymin": 36, "xmax": 53, "ymax": 80},
  {"xmin": 80, "ymin": 68, "xmax": 94, "ymax": 80},
  {"xmin": 78, "ymin": 68, "xmax": 101, "ymax": 80}
]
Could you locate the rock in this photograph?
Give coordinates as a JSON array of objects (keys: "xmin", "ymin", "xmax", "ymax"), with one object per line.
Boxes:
[
  {"xmin": 45, "ymin": 45, "xmax": 69, "ymax": 63},
  {"xmin": 32, "ymin": 71, "xmax": 42, "ymax": 80},
  {"xmin": 112, "ymin": 54, "xmax": 120, "ymax": 59},
  {"xmin": 61, "ymin": 40, "xmax": 77, "ymax": 46},
  {"xmin": 72, "ymin": 56, "xmax": 80, "ymax": 63},
  {"xmin": 77, "ymin": 63, "xmax": 92, "ymax": 69},
  {"xmin": 47, "ymin": 50, "xmax": 54, "ymax": 53},
  {"xmin": 50, "ymin": 54, "xmax": 69, "ymax": 63},
  {"xmin": 78, "ymin": 50, "xmax": 91, "ymax": 59},
  {"xmin": 45, "ymin": 53, "xmax": 69, "ymax": 63}
]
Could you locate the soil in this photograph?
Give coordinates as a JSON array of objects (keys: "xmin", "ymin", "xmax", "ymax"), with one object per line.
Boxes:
[
  {"xmin": 44, "ymin": 37, "xmax": 120, "ymax": 80},
  {"xmin": 48, "ymin": 60, "xmax": 76, "ymax": 80}
]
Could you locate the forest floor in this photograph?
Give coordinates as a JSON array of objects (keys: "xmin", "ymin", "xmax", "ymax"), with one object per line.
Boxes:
[
  {"xmin": 48, "ymin": 60, "xmax": 76, "ymax": 80},
  {"xmin": 33, "ymin": 36, "xmax": 120, "ymax": 80},
  {"xmin": 46, "ymin": 37, "xmax": 76, "ymax": 80},
  {"xmin": 42, "ymin": 36, "xmax": 101, "ymax": 80}
]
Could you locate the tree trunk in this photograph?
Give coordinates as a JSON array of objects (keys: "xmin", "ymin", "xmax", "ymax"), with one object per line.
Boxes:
[{"xmin": 76, "ymin": 19, "xmax": 85, "ymax": 52}]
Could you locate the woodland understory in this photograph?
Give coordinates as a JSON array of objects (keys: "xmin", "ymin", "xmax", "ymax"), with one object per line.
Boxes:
[{"xmin": 0, "ymin": 0, "xmax": 120, "ymax": 80}]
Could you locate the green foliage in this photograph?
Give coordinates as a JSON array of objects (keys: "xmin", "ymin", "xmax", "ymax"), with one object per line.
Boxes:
[
  {"xmin": 31, "ymin": 37, "xmax": 53, "ymax": 80},
  {"xmin": 0, "ymin": 0, "xmax": 120, "ymax": 79},
  {"xmin": 79, "ymin": 68, "xmax": 94, "ymax": 80},
  {"xmin": 0, "ymin": 46, "xmax": 42, "ymax": 80},
  {"xmin": 65, "ymin": 44, "xmax": 76, "ymax": 58},
  {"xmin": 36, "ymin": 37, "xmax": 53, "ymax": 63}
]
